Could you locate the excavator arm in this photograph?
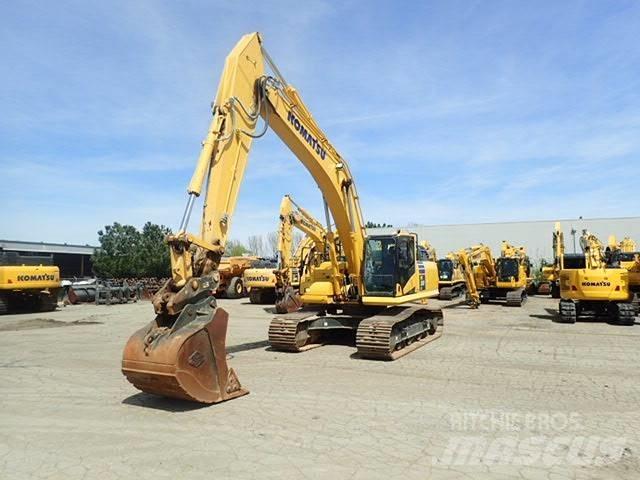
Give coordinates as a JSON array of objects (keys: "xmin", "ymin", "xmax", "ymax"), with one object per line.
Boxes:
[
  {"xmin": 163, "ymin": 32, "xmax": 364, "ymax": 312},
  {"xmin": 467, "ymin": 244, "xmax": 497, "ymax": 288},
  {"xmin": 453, "ymin": 249, "xmax": 480, "ymax": 308},
  {"xmin": 274, "ymin": 194, "xmax": 335, "ymax": 313},
  {"xmin": 580, "ymin": 230, "xmax": 607, "ymax": 269}
]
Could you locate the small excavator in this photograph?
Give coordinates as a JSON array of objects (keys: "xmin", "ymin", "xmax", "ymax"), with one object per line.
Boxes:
[
  {"xmin": 538, "ymin": 222, "xmax": 564, "ymax": 298},
  {"xmin": 606, "ymin": 235, "xmax": 639, "ymax": 313},
  {"xmin": 243, "ymin": 194, "xmax": 330, "ymax": 310},
  {"xmin": 464, "ymin": 243, "xmax": 530, "ymax": 306},
  {"xmin": 439, "ymin": 248, "xmax": 481, "ymax": 308},
  {"xmin": 557, "ymin": 227, "xmax": 636, "ymax": 324},
  {"xmin": 122, "ymin": 32, "xmax": 444, "ymax": 404},
  {"xmin": 437, "ymin": 253, "xmax": 468, "ymax": 300}
]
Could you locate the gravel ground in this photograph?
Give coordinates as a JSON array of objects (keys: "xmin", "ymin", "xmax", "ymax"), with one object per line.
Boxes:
[{"xmin": 1, "ymin": 296, "xmax": 639, "ymax": 479}]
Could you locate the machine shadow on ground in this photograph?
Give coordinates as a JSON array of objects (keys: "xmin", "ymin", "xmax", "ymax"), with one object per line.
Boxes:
[{"xmin": 122, "ymin": 392, "xmax": 211, "ymax": 412}]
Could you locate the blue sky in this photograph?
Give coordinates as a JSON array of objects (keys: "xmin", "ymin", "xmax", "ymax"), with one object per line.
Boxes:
[{"xmin": 1, "ymin": 0, "xmax": 639, "ymax": 246}]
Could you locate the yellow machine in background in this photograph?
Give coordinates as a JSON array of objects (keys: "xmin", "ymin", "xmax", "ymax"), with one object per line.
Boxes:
[
  {"xmin": 606, "ymin": 235, "xmax": 639, "ymax": 313},
  {"xmin": 557, "ymin": 228, "xmax": 635, "ymax": 324},
  {"xmin": 538, "ymin": 222, "xmax": 564, "ymax": 298},
  {"xmin": 438, "ymin": 248, "xmax": 481, "ymax": 308},
  {"xmin": 419, "ymin": 240, "xmax": 437, "ymax": 261},
  {"xmin": 465, "ymin": 242, "xmax": 531, "ymax": 306},
  {"xmin": 0, "ymin": 252, "xmax": 60, "ymax": 314},
  {"xmin": 437, "ymin": 253, "xmax": 468, "ymax": 300},
  {"xmin": 242, "ymin": 258, "xmax": 278, "ymax": 304},
  {"xmin": 243, "ymin": 194, "xmax": 330, "ymax": 308},
  {"xmin": 122, "ymin": 32, "xmax": 445, "ymax": 405}
]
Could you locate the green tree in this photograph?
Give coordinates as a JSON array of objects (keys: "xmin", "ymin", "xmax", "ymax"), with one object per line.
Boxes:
[
  {"xmin": 226, "ymin": 239, "xmax": 249, "ymax": 256},
  {"xmin": 92, "ymin": 222, "xmax": 171, "ymax": 278},
  {"xmin": 365, "ymin": 221, "xmax": 393, "ymax": 228}
]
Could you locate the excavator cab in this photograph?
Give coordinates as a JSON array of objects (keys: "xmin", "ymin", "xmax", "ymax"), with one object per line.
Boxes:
[
  {"xmin": 496, "ymin": 257, "xmax": 520, "ymax": 282},
  {"xmin": 363, "ymin": 233, "xmax": 416, "ymax": 296},
  {"xmin": 437, "ymin": 258, "xmax": 454, "ymax": 281}
]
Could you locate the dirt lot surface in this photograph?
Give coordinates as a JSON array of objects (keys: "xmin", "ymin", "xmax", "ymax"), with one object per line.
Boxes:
[{"xmin": 1, "ymin": 297, "xmax": 639, "ymax": 479}]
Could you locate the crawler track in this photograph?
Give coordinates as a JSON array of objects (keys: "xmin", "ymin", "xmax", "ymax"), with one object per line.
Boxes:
[
  {"xmin": 505, "ymin": 288, "xmax": 526, "ymax": 307},
  {"xmin": 439, "ymin": 284, "xmax": 466, "ymax": 300},
  {"xmin": 558, "ymin": 299, "xmax": 577, "ymax": 323},
  {"xmin": 614, "ymin": 303, "xmax": 636, "ymax": 326},
  {"xmin": 355, "ymin": 306, "xmax": 443, "ymax": 360},
  {"xmin": 268, "ymin": 312, "xmax": 322, "ymax": 352}
]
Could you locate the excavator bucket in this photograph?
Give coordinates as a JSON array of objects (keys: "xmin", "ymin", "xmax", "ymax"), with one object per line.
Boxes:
[
  {"xmin": 275, "ymin": 286, "xmax": 303, "ymax": 314},
  {"xmin": 122, "ymin": 297, "xmax": 248, "ymax": 404}
]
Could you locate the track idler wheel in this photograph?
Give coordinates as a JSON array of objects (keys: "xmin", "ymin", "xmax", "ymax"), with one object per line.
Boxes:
[{"xmin": 122, "ymin": 297, "xmax": 248, "ymax": 404}]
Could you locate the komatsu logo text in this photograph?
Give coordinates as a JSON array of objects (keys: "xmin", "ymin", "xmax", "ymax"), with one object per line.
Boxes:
[
  {"xmin": 17, "ymin": 274, "xmax": 56, "ymax": 282},
  {"xmin": 287, "ymin": 111, "xmax": 327, "ymax": 160},
  {"xmin": 581, "ymin": 281, "xmax": 611, "ymax": 287}
]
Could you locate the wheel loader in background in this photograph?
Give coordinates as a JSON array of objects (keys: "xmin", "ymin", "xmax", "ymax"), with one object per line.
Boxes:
[
  {"xmin": 122, "ymin": 32, "xmax": 444, "ymax": 405},
  {"xmin": 243, "ymin": 257, "xmax": 278, "ymax": 304},
  {"xmin": 215, "ymin": 255, "xmax": 263, "ymax": 299},
  {"xmin": 557, "ymin": 227, "xmax": 636, "ymax": 324},
  {"xmin": 0, "ymin": 251, "xmax": 61, "ymax": 314}
]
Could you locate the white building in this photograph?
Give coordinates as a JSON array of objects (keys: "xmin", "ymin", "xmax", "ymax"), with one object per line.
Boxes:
[{"xmin": 368, "ymin": 216, "xmax": 640, "ymax": 264}]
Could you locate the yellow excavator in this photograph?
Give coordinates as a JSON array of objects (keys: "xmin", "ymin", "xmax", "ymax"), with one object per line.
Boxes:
[
  {"xmin": 419, "ymin": 240, "xmax": 437, "ymax": 261},
  {"xmin": 438, "ymin": 248, "xmax": 481, "ymax": 308},
  {"xmin": 273, "ymin": 195, "xmax": 335, "ymax": 313},
  {"xmin": 121, "ymin": 32, "xmax": 444, "ymax": 404},
  {"xmin": 243, "ymin": 194, "xmax": 329, "ymax": 310},
  {"xmin": 537, "ymin": 222, "xmax": 564, "ymax": 298},
  {"xmin": 606, "ymin": 235, "xmax": 639, "ymax": 313},
  {"xmin": 437, "ymin": 253, "xmax": 468, "ymax": 300},
  {"xmin": 0, "ymin": 251, "xmax": 60, "ymax": 314},
  {"xmin": 557, "ymin": 227, "xmax": 635, "ymax": 324},
  {"xmin": 465, "ymin": 242, "xmax": 531, "ymax": 306}
]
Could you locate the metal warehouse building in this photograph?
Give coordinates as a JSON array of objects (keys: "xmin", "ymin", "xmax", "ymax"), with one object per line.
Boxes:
[
  {"xmin": 368, "ymin": 216, "xmax": 640, "ymax": 263},
  {"xmin": 0, "ymin": 240, "xmax": 97, "ymax": 278}
]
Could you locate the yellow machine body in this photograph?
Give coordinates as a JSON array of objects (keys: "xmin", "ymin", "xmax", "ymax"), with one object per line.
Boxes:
[
  {"xmin": 557, "ymin": 227, "xmax": 635, "ymax": 324},
  {"xmin": 0, "ymin": 264, "xmax": 60, "ymax": 314}
]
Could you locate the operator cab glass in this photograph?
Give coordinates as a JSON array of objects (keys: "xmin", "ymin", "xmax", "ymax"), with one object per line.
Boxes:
[
  {"xmin": 496, "ymin": 257, "xmax": 519, "ymax": 281},
  {"xmin": 563, "ymin": 254, "xmax": 586, "ymax": 269},
  {"xmin": 364, "ymin": 234, "xmax": 415, "ymax": 296},
  {"xmin": 437, "ymin": 259, "xmax": 453, "ymax": 281}
]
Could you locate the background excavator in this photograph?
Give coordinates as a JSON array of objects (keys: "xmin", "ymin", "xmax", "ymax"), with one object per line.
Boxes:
[
  {"xmin": 440, "ymin": 248, "xmax": 481, "ymax": 308},
  {"xmin": 606, "ymin": 235, "xmax": 639, "ymax": 313},
  {"xmin": 243, "ymin": 194, "xmax": 329, "ymax": 310},
  {"xmin": 537, "ymin": 222, "xmax": 564, "ymax": 298},
  {"xmin": 437, "ymin": 253, "xmax": 468, "ymax": 300},
  {"xmin": 557, "ymin": 227, "xmax": 635, "ymax": 324},
  {"xmin": 0, "ymin": 251, "xmax": 60, "ymax": 314},
  {"xmin": 122, "ymin": 32, "xmax": 444, "ymax": 405},
  {"xmin": 465, "ymin": 243, "xmax": 530, "ymax": 306}
]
